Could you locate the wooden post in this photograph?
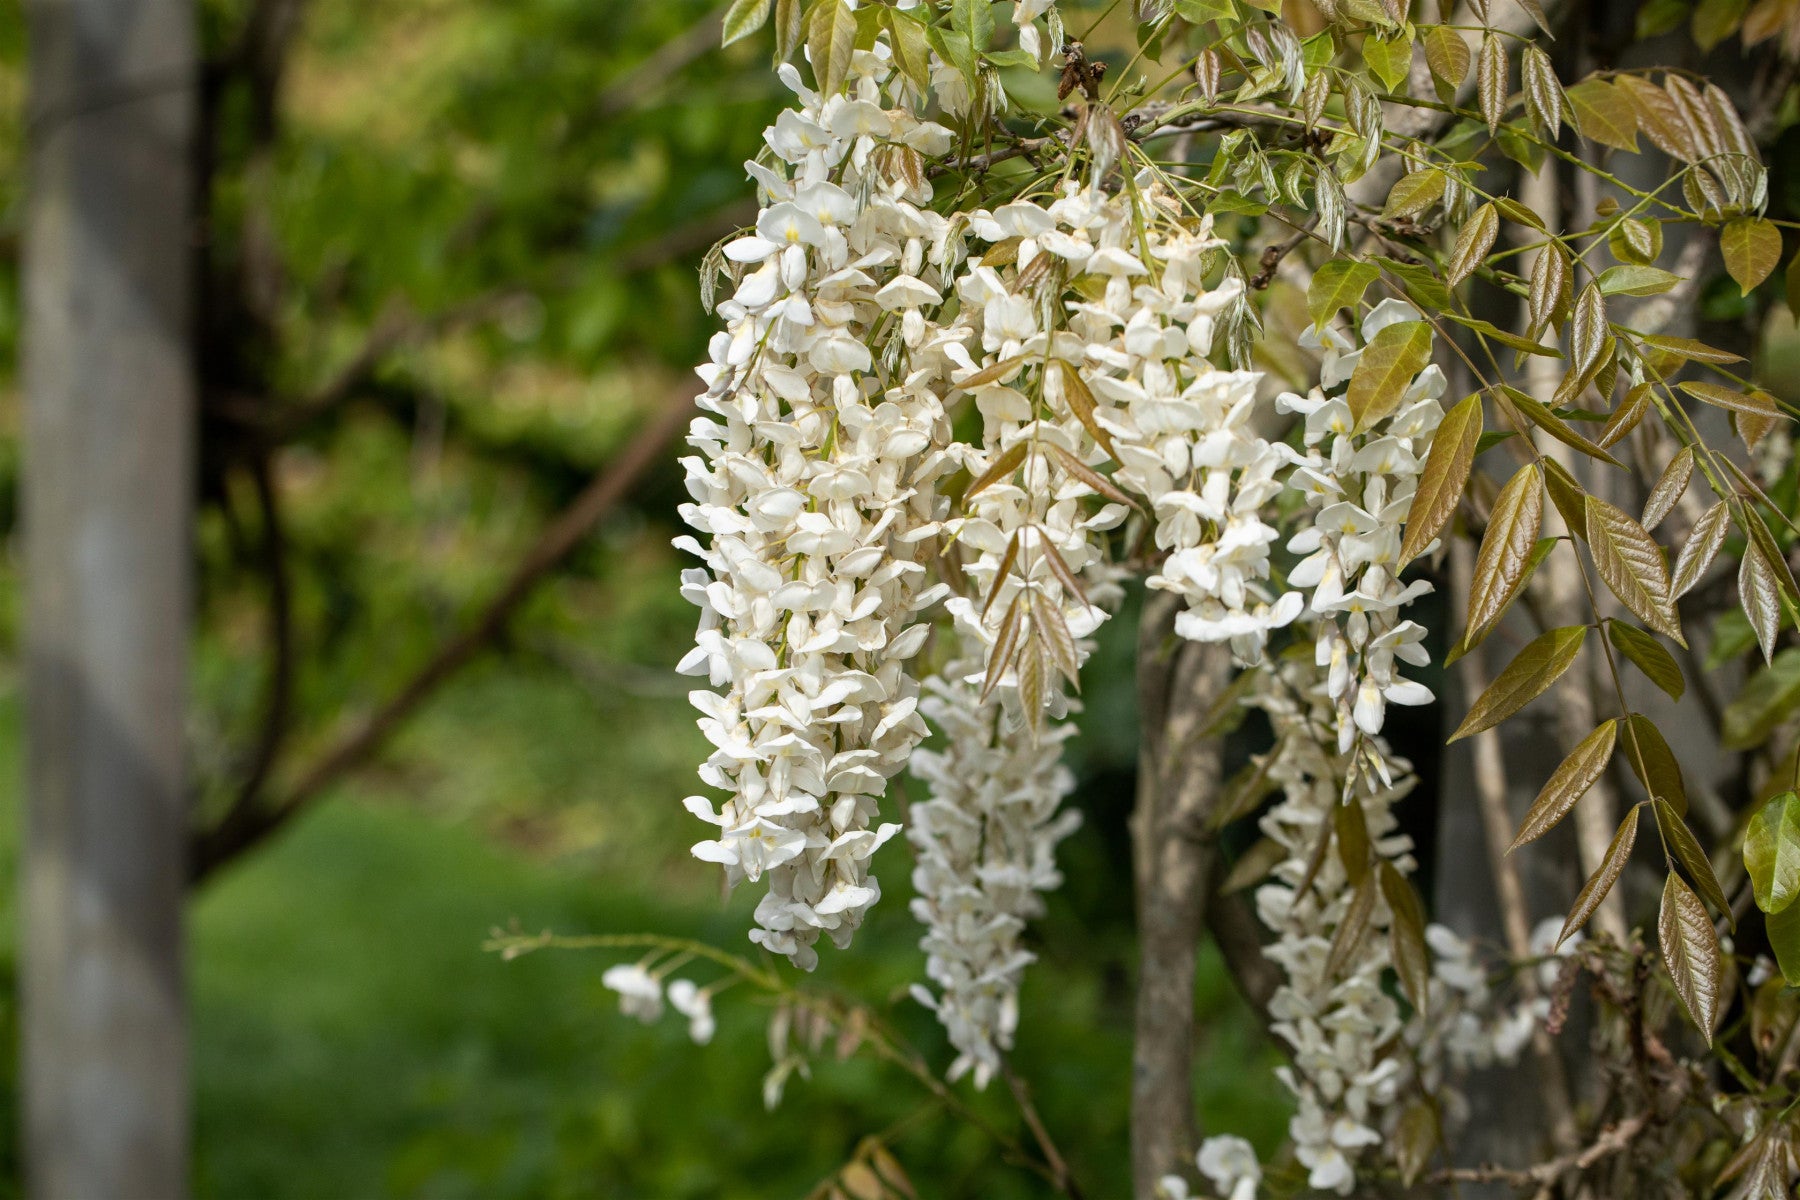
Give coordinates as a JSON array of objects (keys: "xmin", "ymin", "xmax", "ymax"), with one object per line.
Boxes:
[{"xmin": 21, "ymin": 0, "xmax": 197, "ymax": 1194}]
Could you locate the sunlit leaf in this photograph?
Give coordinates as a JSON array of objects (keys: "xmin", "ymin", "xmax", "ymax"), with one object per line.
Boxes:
[
  {"xmin": 1659, "ymin": 870, "xmax": 1723, "ymax": 1042},
  {"xmin": 1422, "ymin": 24, "xmax": 1470, "ymax": 99},
  {"xmin": 1347, "ymin": 320, "xmax": 1433, "ymax": 430},
  {"xmin": 1559, "ymin": 807, "xmax": 1637, "ymax": 946},
  {"xmin": 1746, "ymin": 791, "xmax": 1800, "ymax": 916},
  {"xmin": 1446, "ymin": 203, "xmax": 1499, "ymax": 287},
  {"xmin": 1400, "ymin": 393, "xmax": 1481, "ymax": 563},
  {"xmin": 1741, "ymin": 534, "xmax": 1784, "ymax": 665},
  {"xmin": 723, "ymin": 0, "xmax": 775, "ymax": 46},
  {"xmin": 808, "ymin": 0, "xmax": 859, "ymax": 97},
  {"xmin": 1586, "ymin": 495, "xmax": 1684, "ymax": 644},
  {"xmin": 1673, "ymin": 500, "xmax": 1730, "ymax": 599},
  {"xmin": 1567, "ymin": 76, "xmax": 1640, "ymax": 150},
  {"xmin": 1384, "ymin": 169, "xmax": 1446, "ymax": 219},
  {"xmin": 1450, "ymin": 625, "xmax": 1586, "ymax": 742},
  {"xmin": 1477, "ymin": 32, "xmax": 1508, "ymax": 133},
  {"xmin": 1511, "ymin": 719, "xmax": 1616, "ymax": 850},
  {"xmin": 1722, "ymin": 216, "xmax": 1782, "ymax": 295},
  {"xmin": 1642, "ymin": 446, "xmax": 1694, "ymax": 532},
  {"xmin": 1655, "ymin": 797, "xmax": 1732, "ymax": 922},
  {"xmin": 1307, "ymin": 260, "xmax": 1381, "ymax": 330},
  {"xmin": 1623, "ymin": 712, "xmax": 1688, "ymax": 813},
  {"xmin": 1464, "ymin": 463, "xmax": 1543, "ymax": 646}
]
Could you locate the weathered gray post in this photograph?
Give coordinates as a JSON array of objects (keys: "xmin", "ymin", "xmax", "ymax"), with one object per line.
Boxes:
[{"xmin": 21, "ymin": 0, "xmax": 196, "ymax": 1194}]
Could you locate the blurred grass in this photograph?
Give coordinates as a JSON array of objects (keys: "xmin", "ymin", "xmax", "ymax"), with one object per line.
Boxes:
[{"xmin": 0, "ymin": 641, "xmax": 1288, "ymax": 1198}]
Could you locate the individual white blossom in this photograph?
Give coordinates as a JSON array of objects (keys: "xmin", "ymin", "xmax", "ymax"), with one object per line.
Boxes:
[
  {"xmin": 602, "ymin": 963, "xmax": 664, "ymax": 1024},
  {"xmin": 667, "ymin": 979, "xmax": 717, "ymax": 1045},
  {"xmin": 1197, "ymin": 1134, "xmax": 1261, "ymax": 1200}
]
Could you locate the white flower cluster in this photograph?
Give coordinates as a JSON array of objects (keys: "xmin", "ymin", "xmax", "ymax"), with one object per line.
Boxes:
[
  {"xmin": 601, "ymin": 961, "xmax": 716, "ymax": 1044},
  {"xmin": 1156, "ymin": 1134, "xmax": 1261, "ymax": 1200},
  {"xmin": 1280, "ymin": 300, "xmax": 1445, "ymax": 750},
  {"xmin": 676, "ymin": 42, "xmax": 967, "ymax": 969},
  {"xmin": 1250, "ymin": 655, "xmax": 1419, "ymax": 1195},
  {"xmin": 1090, "ymin": 209, "xmax": 1299, "ymax": 662},
  {"xmin": 905, "ymin": 639, "xmax": 1083, "ymax": 1089}
]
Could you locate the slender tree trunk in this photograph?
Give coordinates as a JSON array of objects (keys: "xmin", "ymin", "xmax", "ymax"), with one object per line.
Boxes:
[
  {"xmin": 21, "ymin": 1, "xmax": 197, "ymax": 1195},
  {"xmin": 1130, "ymin": 593, "xmax": 1233, "ymax": 1198}
]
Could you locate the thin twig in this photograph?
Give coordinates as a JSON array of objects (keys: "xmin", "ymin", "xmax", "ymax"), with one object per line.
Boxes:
[{"xmin": 191, "ymin": 390, "xmax": 694, "ymax": 879}]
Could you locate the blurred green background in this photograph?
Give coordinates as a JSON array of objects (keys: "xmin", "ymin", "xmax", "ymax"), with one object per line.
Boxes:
[{"xmin": 0, "ymin": 0, "xmax": 1281, "ymax": 1195}]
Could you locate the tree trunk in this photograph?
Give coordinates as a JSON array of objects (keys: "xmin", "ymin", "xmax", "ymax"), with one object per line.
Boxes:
[
  {"xmin": 1130, "ymin": 593, "xmax": 1233, "ymax": 1197},
  {"xmin": 20, "ymin": 0, "xmax": 197, "ymax": 1195}
]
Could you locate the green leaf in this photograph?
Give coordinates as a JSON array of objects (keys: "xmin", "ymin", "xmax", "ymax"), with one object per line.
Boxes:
[
  {"xmin": 1655, "ymin": 797, "xmax": 1732, "ymax": 923},
  {"xmin": 1672, "ymin": 500, "xmax": 1729, "ymax": 600},
  {"xmin": 1585, "ymin": 495, "xmax": 1684, "ymax": 645},
  {"xmin": 1693, "ymin": 0, "xmax": 1750, "ymax": 52},
  {"xmin": 1464, "ymin": 463, "xmax": 1543, "ymax": 647},
  {"xmin": 1334, "ymin": 798, "xmax": 1371, "ymax": 885},
  {"xmin": 1400, "ymin": 392, "xmax": 1481, "ymax": 563},
  {"xmin": 1638, "ymin": 0, "xmax": 1691, "ymax": 38},
  {"xmin": 1476, "ymin": 31, "xmax": 1508, "ymax": 133},
  {"xmin": 951, "ymin": 0, "xmax": 994, "ymax": 50},
  {"xmin": 1566, "ymin": 77, "xmax": 1640, "ymax": 151},
  {"xmin": 1659, "ymin": 870, "xmax": 1723, "ymax": 1042},
  {"xmin": 1175, "ymin": 0, "xmax": 1239, "ymax": 19},
  {"xmin": 882, "ymin": 8, "xmax": 933, "ymax": 89},
  {"xmin": 1559, "ymin": 807, "xmax": 1638, "ymax": 947},
  {"xmin": 1324, "ymin": 873, "xmax": 1379, "ymax": 981},
  {"xmin": 1746, "ymin": 791, "xmax": 1800, "ymax": 915},
  {"xmin": 1306, "ymin": 260, "xmax": 1381, "ymax": 330},
  {"xmin": 1364, "ymin": 29, "xmax": 1414, "ymax": 93},
  {"xmin": 1596, "ymin": 264, "xmax": 1681, "ymax": 296},
  {"xmin": 1511, "ymin": 719, "xmax": 1617, "ymax": 851},
  {"xmin": 1450, "ymin": 625, "xmax": 1586, "ymax": 742},
  {"xmin": 1447, "ymin": 203, "xmax": 1499, "ymax": 287},
  {"xmin": 1608, "ymin": 620, "xmax": 1686, "ymax": 701},
  {"xmin": 1498, "ymin": 386, "xmax": 1623, "ymax": 467},
  {"xmin": 722, "ymin": 0, "xmax": 775, "ymax": 46},
  {"xmin": 1641, "ymin": 445, "xmax": 1694, "ymax": 532},
  {"xmin": 808, "ymin": 0, "xmax": 858, "ymax": 96},
  {"xmin": 1638, "ymin": 334, "xmax": 1742, "ymax": 365},
  {"xmin": 1347, "ymin": 320, "xmax": 1434, "ymax": 431},
  {"xmin": 1375, "ymin": 257, "xmax": 1454, "ymax": 311},
  {"xmin": 1384, "ymin": 170, "xmax": 1446, "ymax": 220},
  {"xmin": 1623, "ymin": 713, "xmax": 1688, "ymax": 813},
  {"xmin": 1722, "ymin": 217, "xmax": 1783, "ymax": 295},
  {"xmin": 1679, "ymin": 380, "xmax": 1782, "ymax": 427},
  {"xmin": 1379, "ymin": 863, "xmax": 1430, "ymax": 1014},
  {"xmin": 1723, "ymin": 648, "xmax": 1800, "ymax": 750},
  {"xmin": 1609, "ymin": 217, "xmax": 1663, "ymax": 265},
  {"xmin": 1769, "ymin": 895, "xmax": 1800, "ymax": 985},
  {"xmin": 1741, "ymin": 533, "xmax": 1784, "ymax": 665},
  {"xmin": 1422, "ymin": 24, "xmax": 1470, "ymax": 99}
]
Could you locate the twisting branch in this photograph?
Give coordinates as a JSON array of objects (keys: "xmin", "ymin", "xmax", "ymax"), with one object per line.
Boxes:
[
  {"xmin": 191, "ymin": 392, "xmax": 694, "ymax": 879},
  {"xmin": 1428, "ymin": 1111, "xmax": 1652, "ymax": 1189},
  {"xmin": 1129, "ymin": 592, "xmax": 1234, "ymax": 1198}
]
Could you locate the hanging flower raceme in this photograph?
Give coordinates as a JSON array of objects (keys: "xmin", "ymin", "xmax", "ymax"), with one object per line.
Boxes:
[
  {"xmin": 1280, "ymin": 299, "xmax": 1445, "ymax": 751},
  {"xmin": 1089, "ymin": 201, "xmax": 1301, "ymax": 663},
  {"xmin": 1249, "ymin": 654, "xmax": 1420, "ymax": 1195},
  {"xmin": 676, "ymin": 41, "xmax": 967, "ymax": 970},
  {"xmin": 905, "ymin": 635, "xmax": 1083, "ymax": 1089}
]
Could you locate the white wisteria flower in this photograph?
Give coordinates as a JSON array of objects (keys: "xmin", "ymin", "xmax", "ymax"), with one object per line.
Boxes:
[
  {"xmin": 667, "ymin": 978, "xmax": 717, "ymax": 1045},
  {"xmin": 677, "ymin": 36, "xmax": 966, "ymax": 969},
  {"xmin": 602, "ymin": 963, "xmax": 664, "ymax": 1024},
  {"xmin": 906, "ymin": 638, "xmax": 1083, "ymax": 1088}
]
